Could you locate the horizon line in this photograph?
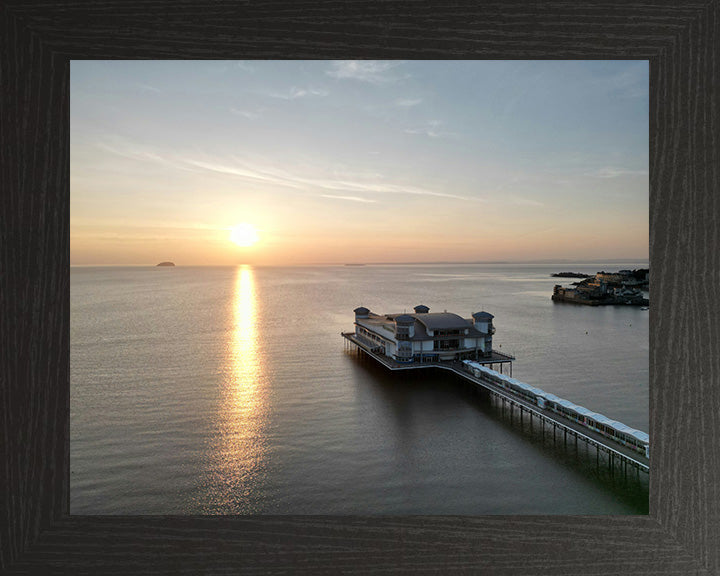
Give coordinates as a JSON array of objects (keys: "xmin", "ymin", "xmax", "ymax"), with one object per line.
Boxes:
[{"xmin": 70, "ymin": 258, "xmax": 650, "ymax": 268}]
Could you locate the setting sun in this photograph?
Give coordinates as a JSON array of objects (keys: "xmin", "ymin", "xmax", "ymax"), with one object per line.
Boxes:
[{"xmin": 230, "ymin": 223, "xmax": 259, "ymax": 247}]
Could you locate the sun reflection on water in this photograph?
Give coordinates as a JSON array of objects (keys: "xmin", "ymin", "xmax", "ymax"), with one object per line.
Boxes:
[{"xmin": 200, "ymin": 265, "xmax": 269, "ymax": 513}]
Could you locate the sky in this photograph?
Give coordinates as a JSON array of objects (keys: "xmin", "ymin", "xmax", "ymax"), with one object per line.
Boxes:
[{"xmin": 71, "ymin": 60, "xmax": 649, "ymax": 266}]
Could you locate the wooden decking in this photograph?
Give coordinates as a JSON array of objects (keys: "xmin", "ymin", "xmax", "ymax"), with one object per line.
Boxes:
[{"xmin": 341, "ymin": 332, "xmax": 514, "ymax": 369}]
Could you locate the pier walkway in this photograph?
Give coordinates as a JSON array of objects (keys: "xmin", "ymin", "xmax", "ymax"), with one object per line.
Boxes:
[{"xmin": 342, "ymin": 332, "xmax": 649, "ymax": 476}]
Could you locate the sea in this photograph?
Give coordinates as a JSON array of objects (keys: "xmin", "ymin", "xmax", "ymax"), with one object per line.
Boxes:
[{"xmin": 70, "ymin": 262, "xmax": 649, "ymax": 515}]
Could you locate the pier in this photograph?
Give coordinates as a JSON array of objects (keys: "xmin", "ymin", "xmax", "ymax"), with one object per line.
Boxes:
[{"xmin": 342, "ymin": 331, "xmax": 649, "ymax": 478}]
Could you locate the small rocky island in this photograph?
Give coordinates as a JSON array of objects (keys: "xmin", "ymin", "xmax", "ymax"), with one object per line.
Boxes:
[
  {"xmin": 156, "ymin": 261, "xmax": 175, "ymax": 267},
  {"xmin": 552, "ymin": 268, "xmax": 649, "ymax": 307}
]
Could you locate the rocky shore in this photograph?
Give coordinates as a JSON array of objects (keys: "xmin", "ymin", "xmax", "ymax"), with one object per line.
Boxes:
[
  {"xmin": 551, "ymin": 268, "xmax": 649, "ymax": 307},
  {"xmin": 551, "ymin": 272, "xmax": 592, "ymax": 278}
]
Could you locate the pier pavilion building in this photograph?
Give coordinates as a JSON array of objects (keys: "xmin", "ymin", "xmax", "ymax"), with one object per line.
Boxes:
[
  {"xmin": 352, "ymin": 305, "xmax": 498, "ymax": 364},
  {"xmin": 342, "ymin": 308, "xmax": 648, "ymax": 476}
]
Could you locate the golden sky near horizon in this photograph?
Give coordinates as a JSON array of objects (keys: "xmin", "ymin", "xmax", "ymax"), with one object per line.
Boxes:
[{"xmin": 71, "ymin": 60, "xmax": 649, "ymax": 266}]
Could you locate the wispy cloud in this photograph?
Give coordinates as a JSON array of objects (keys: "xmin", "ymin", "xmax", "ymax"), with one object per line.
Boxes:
[
  {"xmin": 236, "ymin": 61, "xmax": 255, "ymax": 73},
  {"xmin": 511, "ymin": 197, "xmax": 544, "ymax": 207},
  {"xmin": 95, "ymin": 140, "xmax": 198, "ymax": 173},
  {"xmin": 327, "ymin": 61, "xmax": 404, "ymax": 84},
  {"xmin": 269, "ymin": 86, "xmax": 328, "ymax": 100},
  {"xmin": 405, "ymin": 128, "xmax": 436, "ymax": 137},
  {"xmin": 404, "ymin": 120, "xmax": 457, "ymax": 139},
  {"xmin": 594, "ymin": 67, "xmax": 648, "ymax": 99},
  {"xmin": 183, "ymin": 159, "xmax": 306, "ymax": 190},
  {"xmin": 320, "ymin": 195, "xmax": 377, "ymax": 203},
  {"xmin": 97, "ymin": 137, "xmax": 471, "ymax": 201},
  {"xmin": 138, "ymin": 83, "xmax": 161, "ymax": 94},
  {"xmin": 190, "ymin": 158, "xmax": 467, "ymax": 199},
  {"xmin": 587, "ymin": 167, "xmax": 648, "ymax": 179},
  {"xmin": 395, "ymin": 98, "xmax": 422, "ymax": 107},
  {"xmin": 230, "ymin": 107, "xmax": 262, "ymax": 119}
]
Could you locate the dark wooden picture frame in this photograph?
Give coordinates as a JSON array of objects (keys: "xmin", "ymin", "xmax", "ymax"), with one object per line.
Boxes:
[{"xmin": 2, "ymin": 2, "xmax": 718, "ymax": 574}]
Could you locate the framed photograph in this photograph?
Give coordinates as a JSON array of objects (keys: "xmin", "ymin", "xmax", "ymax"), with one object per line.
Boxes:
[
  {"xmin": 70, "ymin": 59, "xmax": 651, "ymax": 519},
  {"xmin": 2, "ymin": 2, "xmax": 718, "ymax": 574}
]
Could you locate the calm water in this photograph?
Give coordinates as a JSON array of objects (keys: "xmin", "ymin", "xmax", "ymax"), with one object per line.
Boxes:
[{"xmin": 71, "ymin": 263, "xmax": 649, "ymax": 514}]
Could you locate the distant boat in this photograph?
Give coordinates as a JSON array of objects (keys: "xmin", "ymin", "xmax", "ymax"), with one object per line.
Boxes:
[
  {"xmin": 640, "ymin": 306, "xmax": 649, "ymax": 310},
  {"xmin": 156, "ymin": 261, "xmax": 175, "ymax": 267}
]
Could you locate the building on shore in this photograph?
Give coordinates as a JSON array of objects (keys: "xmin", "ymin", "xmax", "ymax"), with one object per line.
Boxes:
[
  {"xmin": 552, "ymin": 283, "xmax": 649, "ymax": 306},
  {"xmin": 352, "ymin": 305, "xmax": 497, "ymax": 363},
  {"xmin": 596, "ymin": 269, "xmax": 649, "ymax": 288}
]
